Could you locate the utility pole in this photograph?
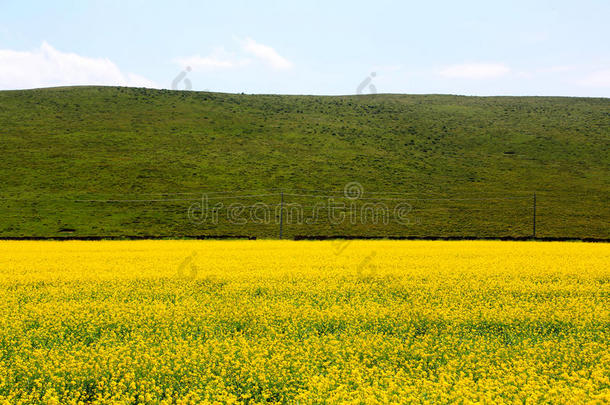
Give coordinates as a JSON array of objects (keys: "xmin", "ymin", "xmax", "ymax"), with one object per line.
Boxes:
[
  {"xmin": 279, "ymin": 191, "xmax": 284, "ymax": 239},
  {"xmin": 532, "ymin": 192, "xmax": 536, "ymax": 239}
]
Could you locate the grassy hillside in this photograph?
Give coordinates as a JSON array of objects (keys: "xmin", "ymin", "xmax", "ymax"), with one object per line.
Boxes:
[{"xmin": 0, "ymin": 86, "xmax": 608, "ymax": 239}]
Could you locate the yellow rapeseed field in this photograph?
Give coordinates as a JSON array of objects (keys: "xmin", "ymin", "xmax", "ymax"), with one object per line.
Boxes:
[{"xmin": 0, "ymin": 240, "xmax": 609, "ymax": 404}]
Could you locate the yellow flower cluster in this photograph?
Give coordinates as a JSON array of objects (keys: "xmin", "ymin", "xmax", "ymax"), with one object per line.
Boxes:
[{"xmin": 0, "ymin": 240, "xmax": 608, "ymax": 403}]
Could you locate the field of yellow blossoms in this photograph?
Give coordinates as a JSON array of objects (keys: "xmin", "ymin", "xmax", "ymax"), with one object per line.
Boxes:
[{"xmin": 0, "ymin": 240, "xmax": 609, "ymax": 404}]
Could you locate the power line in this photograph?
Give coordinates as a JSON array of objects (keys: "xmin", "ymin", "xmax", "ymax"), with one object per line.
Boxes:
[
  {"xmin": 282, "ymin": 193, "xmax": 533, "ymax": 202},
  {"xmin": 73, "ymin": 193, "xmax": 281, "ymax": 203}
]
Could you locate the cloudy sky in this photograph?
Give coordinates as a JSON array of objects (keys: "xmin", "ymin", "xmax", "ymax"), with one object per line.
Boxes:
[{"xmin": 1, "ymin": 0, "xmax": 609, "ymax": 96}]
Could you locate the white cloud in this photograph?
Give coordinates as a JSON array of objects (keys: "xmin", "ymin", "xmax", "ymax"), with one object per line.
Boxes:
[
  {"xmin": 241, "ymin": 37, "xmax": 293, "ymax": 70},
  {"xmin": 0, "ymin": 42, "xmax": 157, "ymax": 90},
  {"xmin": 175, "ymin": 47, "xmax": 250, "ymax": 70},
  {"xmin": 579, "ymin": 69, "xmax": 610, "ymax": 87},
  {"xmin": 177, "ymin": 38, "xmax": 293, "ymax": 72},
  {"xmin": 439, "ymin": 63, "xmax": 511, "ymax": 79}
]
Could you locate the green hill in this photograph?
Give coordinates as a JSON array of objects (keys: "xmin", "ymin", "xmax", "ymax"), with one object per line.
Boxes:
[{"xmin": 0, "ymin": 86, "xmax": 608, "ymax": 239}]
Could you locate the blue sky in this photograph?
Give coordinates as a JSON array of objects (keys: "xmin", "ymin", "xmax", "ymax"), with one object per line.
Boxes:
[{"xmin": 1, "ymin": 0, "xmax": 609, "ymax": 96}]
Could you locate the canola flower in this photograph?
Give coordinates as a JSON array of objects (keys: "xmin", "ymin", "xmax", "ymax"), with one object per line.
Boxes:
[{"xmin": 0, "ymin": 240, "xmax": 608, "ymax": 404}]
